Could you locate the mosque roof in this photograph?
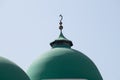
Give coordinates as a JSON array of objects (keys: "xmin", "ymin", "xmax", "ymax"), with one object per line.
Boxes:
[
  {"xmin": 0, "ymin": 57, "xmax": 30, "ymax": 80},
  {"xmin": 27, "ymin": 15, "xmax": 103, "ymax": 80}
]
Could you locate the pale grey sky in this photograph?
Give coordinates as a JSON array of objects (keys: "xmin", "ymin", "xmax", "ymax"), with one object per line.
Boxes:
[{"xmin": 0, "ymin": 0, "xmax": 120, "ymax": 80}]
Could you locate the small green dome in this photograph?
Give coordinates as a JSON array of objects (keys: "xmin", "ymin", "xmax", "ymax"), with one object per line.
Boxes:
[
  {"xmin": 0, "ymin": 57, "xmax": 30, "ymax": 80},
  {"xmin": 27, "ymin": 31, "xmax": 103, "ymax": 80}
]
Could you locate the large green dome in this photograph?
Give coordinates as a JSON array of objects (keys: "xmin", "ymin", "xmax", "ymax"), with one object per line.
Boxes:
[
  {"xmin": 27, "ymin": 31, "xmax": 103, "ymax": 80},
  {"xmin": 27, "ymin": 48, "xmax": 102, "ymax": 80},
  {"xmin": 0, "ymin": 57, "xmax": 30, "ymax": 80}
]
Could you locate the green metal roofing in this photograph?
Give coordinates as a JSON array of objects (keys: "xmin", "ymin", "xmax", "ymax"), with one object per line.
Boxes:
[
  {"xmin": 27, "ymin": 48, "xmax": 103, "ymax": 80},
  {"xmin": 0, "ymin": 57, "xmax": 30, "ymax": 80},
  {"xmin": 50, "ymin": 32, "xmax": 73, "ymax": 48},
  {"xmin": 27, "ymin": 32, "xmax": 103, "ymax": 80}
]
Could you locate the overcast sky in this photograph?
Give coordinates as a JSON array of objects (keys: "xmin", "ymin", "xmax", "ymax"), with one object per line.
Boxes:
[{"xmin": 0, "ymin": 0, "xmax": 120, "ymax": 80}]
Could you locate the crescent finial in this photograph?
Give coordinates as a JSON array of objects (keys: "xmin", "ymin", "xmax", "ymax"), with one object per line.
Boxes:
[
  {"xmin": 59, "ymin": 14, "xmax": 63, "ymax": 22},
  {"xmin": 59, "ymin": 14, "xmax": 63, "ymax": 31}
]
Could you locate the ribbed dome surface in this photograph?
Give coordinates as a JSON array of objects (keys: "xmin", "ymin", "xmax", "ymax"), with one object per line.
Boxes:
[
  {"xmin": 0, "ymin": 57, "xmax": 30, "ymax": 80},
  {"xmin": 27, "ymin": 48, "xmax": 103, "ymax": 80}
]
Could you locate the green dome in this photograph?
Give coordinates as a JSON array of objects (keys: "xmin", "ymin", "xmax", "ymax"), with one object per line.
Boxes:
[
  {"xmin": 27, "ymin": 48, "xmax": 102, "ymax": 80},
  {"xmin": 0, "ymin": 57, "xmax": 30, "ymax": 80},
  {"xmin": 27, "ymin": 31, "xmax": 103, "ymax": 80}
]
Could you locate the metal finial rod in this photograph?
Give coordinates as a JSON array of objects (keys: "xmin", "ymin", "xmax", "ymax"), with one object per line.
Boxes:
[{"xmin": 59, "ymin": 14, "xmax": 63, "ymax": 31}]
